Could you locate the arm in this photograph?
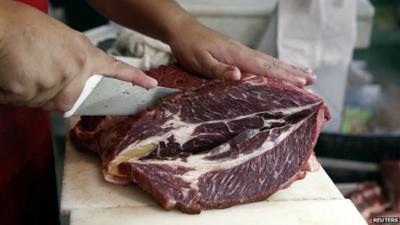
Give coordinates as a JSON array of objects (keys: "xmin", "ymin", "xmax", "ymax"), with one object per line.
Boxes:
[
  {"xmin": 88, "ymin": 0, "xmax": 316, "ymax": 86},
  {"xmin": 87, "ymin": 0, "xmax": 191, "ymax": 44}
]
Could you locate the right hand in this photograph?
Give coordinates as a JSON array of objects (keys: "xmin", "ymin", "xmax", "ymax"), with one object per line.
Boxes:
[
  {"xmin": 0, "ymin": 1, "xmax": 157, "ymax": 111},
  {"xmin": 166, "ymin": 20, "xmax": 316, "ymax": 87}
]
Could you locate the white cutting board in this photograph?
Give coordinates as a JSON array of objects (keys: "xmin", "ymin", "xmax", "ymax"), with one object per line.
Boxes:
[
  {"xmin": 70, "ymin": 200, "xmax": 366, "ymax": 225},
  {"xmin": 61, "ymin": 119, "xmax": 365, "ymax": 225}
]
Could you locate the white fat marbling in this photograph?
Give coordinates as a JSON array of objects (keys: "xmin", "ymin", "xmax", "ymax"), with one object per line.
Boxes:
[
  {"xmin": 128, "ymin": 115, "xmax": 306, "ymax": 191},
  {"xmin": 109, "ymin": 101, "xmax": 320, "ymax": 191}
]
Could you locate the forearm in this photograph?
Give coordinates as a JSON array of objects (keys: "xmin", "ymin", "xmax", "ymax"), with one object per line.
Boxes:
[{"xmin": 87, "ymin": 0, "xmax": 197, "ymax": 44}]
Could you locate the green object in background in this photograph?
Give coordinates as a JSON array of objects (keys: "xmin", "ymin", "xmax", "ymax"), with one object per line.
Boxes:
[{"xmin": 341, "ymin": 107, "xmax": 373, "ymax": 134}]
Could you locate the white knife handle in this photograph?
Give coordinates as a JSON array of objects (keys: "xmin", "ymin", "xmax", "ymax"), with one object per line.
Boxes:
[{"xmin": 64, "ymin": 74, "xmax": 104, "ymax": 118}]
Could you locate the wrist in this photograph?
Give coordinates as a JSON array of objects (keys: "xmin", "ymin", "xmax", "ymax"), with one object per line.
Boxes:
[{"xmin": 159, "ymin": 11, "xmax": 200, "ymax": 45}]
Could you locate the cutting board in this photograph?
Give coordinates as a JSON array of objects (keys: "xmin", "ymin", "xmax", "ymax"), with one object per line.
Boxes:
[
  {"xmin": 70, "ymin": 200, "xmax": 365, "ymax": 225},
  {"xmin": 61, "ymin": 119, "xmax": 366, "ymax": 225}
]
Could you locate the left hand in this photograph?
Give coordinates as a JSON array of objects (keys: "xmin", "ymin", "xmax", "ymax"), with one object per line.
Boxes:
[{"xmin": 167, "ymin": 20, "xmax": 316, "ymax": 87}]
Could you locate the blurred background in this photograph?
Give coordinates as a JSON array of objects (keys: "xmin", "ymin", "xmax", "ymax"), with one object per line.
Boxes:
[{"xmin": 48, "ymin": 0, "xmax": 400, "ymax": 223}]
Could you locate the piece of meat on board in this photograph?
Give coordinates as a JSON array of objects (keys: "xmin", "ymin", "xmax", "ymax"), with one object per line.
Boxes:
[{"xmin": 71, "ymin": 64, "xmax": 330, "ymax": 213}]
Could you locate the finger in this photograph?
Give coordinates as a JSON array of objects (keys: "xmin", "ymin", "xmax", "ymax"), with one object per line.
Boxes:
[
  {"xmin": 270, "ymin": 66, "xmax": 307, "ymax": 87},
  {"xmin": 240, "ymin": 53, "xmax": 307, "ymax": 86},
  {"xmin": 199, "ymin": 53, "xmax": 241, "ymax": 80},
  {"xmin": 42, "ymin": 101, "xmax": 57, "ymax": 111},
  {"xmin": 229, "ymin": 48, "xmax": 314, "ymax": 87},
  {"xmin": 46, "ymin": 73, "xmax": 89, "ymax": 112},
  {"xmin": 91, "ymin": 49, "xmax": 158, "ymax": 89},
  {"xmin": 289, "ymin": 64, "xmax": 317, "ymax": 85},
  {"xmin": 26, "ymin": 82, "xmax": 67, "ymax": 108},
  {"xmin": 252, "ymin": 54, "xmax": 308, "ymax": 86},
  {"xmin": 258, "ymin": 55, "xmax": 316, "ymax": 86}
]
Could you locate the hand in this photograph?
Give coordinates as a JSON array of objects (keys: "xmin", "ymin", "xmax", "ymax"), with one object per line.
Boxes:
[
  {"xmin": 0, "ymin": 1, "xmax": 157, "ymax": 111},
  {"xmin": 167, "ymin": 20, "xmax": 316, "ymax": 87}
]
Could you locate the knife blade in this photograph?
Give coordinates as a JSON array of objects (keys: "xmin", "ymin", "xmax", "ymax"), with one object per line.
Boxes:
[{"xmin": 64, "ymin": 74, "xmax": 179, "ymax": 117}]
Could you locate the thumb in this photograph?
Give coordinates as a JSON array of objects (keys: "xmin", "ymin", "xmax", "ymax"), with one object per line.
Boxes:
[
  {"xmin": 199, "ymin": 53, "xmax": 241, "ymax": 81},
  {"xmin": 91, "ymin": 48, "xmax": 158, "ymax": 89}
]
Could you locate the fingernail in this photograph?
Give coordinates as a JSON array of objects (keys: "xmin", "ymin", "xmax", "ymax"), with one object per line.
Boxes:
[
  {"xmin": 312, "ymin": 74, "xmax": 317, "ymax": 81},
  {"xmin": 230, "ymin": 71, "xmax": 241, "ymax": 81},
  {"xmin": 224, "ymin": 67, "xmax": 241, "ymax": 81},
  {"xmin": 149, "ymin": 77, "xmax": 158, "ymax": 87},
  {"xmin": 298, "ymin": 77, "xmax": 307, "ymax": 86},
  {"xmin": 310, "ymin": 73, "xmax": 317, "ymax": 80}
]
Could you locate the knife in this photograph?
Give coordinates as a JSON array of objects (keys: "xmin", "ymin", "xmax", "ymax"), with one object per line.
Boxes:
[{"xmin": 64, "ymin": 58, "xmax": 179, "ymax": 117}]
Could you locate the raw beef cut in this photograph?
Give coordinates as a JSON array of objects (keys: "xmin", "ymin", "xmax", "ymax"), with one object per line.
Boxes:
[
  {"xmin": 346, "ymin": 182, "xmax": 389, "ymax": 219},
  {"xmin": 380, "ymin": 160, "xmax": 400, "ymax": 211},
  {"xmin": 71, "ymin": 64, "xmax": 330, "ymax": 213}
]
